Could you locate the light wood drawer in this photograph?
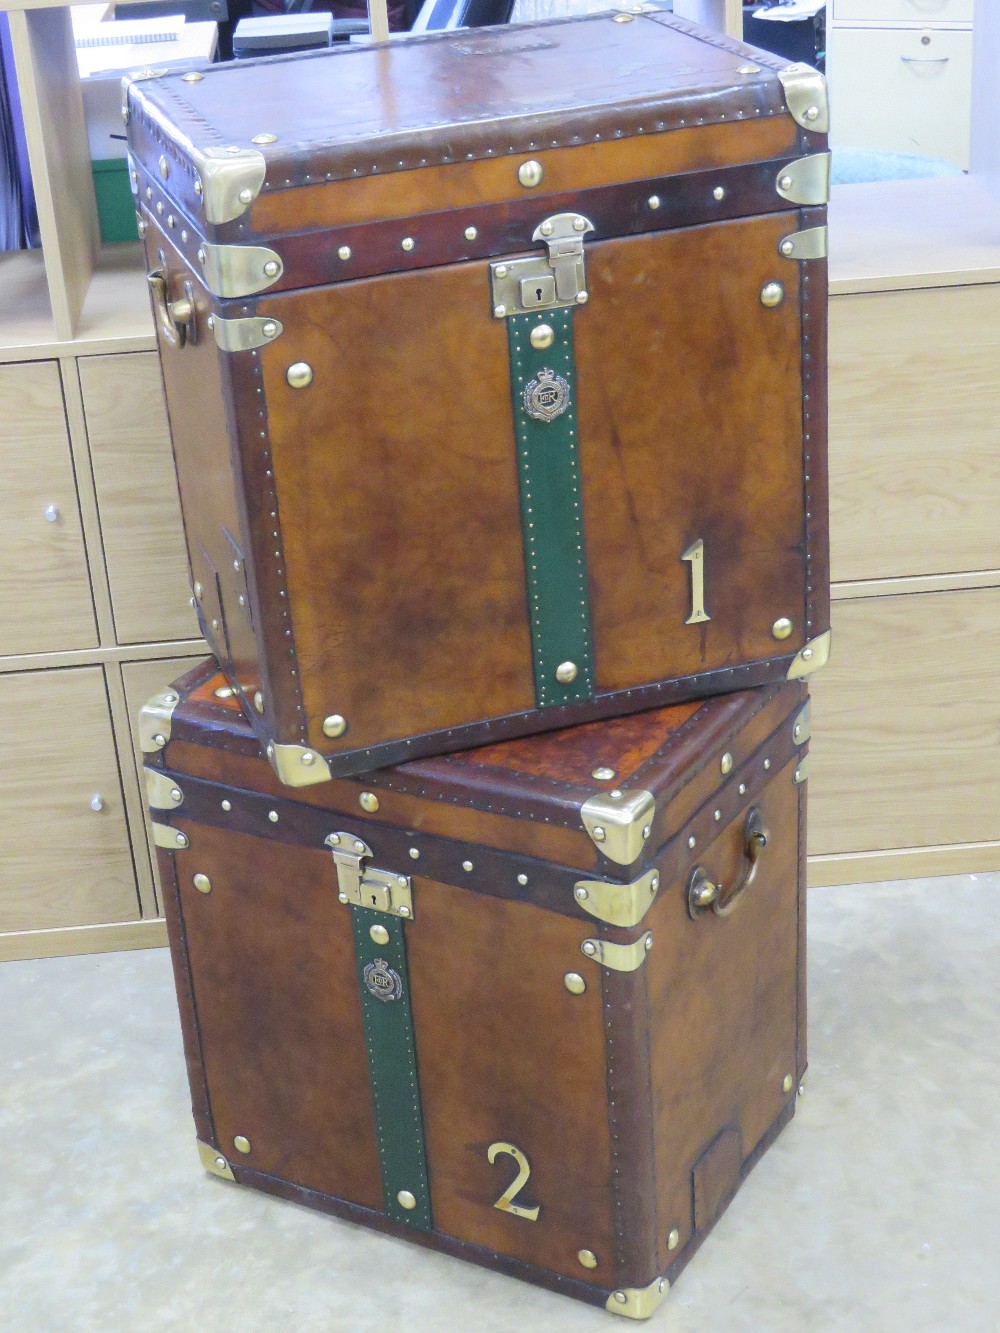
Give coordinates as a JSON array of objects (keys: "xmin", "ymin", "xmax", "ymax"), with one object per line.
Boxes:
[
  {"xmin": 121, "ymin": 654, "xmax": 205, "ymax": 913},
  {"xmin": 829, "ymin": 285, "xmax": 1000, "ymax": 584},
  {"xmin": 79, "ymin": 352, "xmax": 199, "ymax": 645},
  {"xmin": 809, "ymin": 588, "xmax": 1000, "ymax": 856},
  {"xmin": 0, "ymin": 361, "xmax": 97, "ymax": 657},
  {"xmin": 828, "ymin": 26, "xmax": 973, "ymax": 168},
  {"xmin": 833, "ymin": 0, "xmax": 973, "ymax": 24},
  {"xmin": 0, "ymin": 666, "xmax": 138, "ymax": 932}
]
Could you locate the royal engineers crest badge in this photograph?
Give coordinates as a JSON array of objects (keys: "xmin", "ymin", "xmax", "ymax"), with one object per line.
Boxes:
[
  {"xmin": 523, "ymin": 367, "xmax": 571, "ymax": 423},
  {"xmin": 363, "ymin": 957, "xmax": 403, "ymax": 1003}
]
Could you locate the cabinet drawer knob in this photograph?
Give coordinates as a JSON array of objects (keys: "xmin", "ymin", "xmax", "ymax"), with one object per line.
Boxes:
[
  {"xmin": 90, "ymin": 794, "xmax": 105, "ymax": 812},
  {"xmin": 44, "ymin": 504, "xmax": 59, "ymax": 523}
]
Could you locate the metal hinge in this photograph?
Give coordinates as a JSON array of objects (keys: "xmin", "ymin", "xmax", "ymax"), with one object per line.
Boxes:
[
  {"xmin": 327, "ymin": 833, "xmax": 413, "ymax": 919},
  {"xmin": 776, "ymin": 153, "xmax": 831, "ymax": 207},
  {"xmin": 490, "ymin": 212, "xmax": 595, "ymax": 318},
  {"xmin": 580, "ymin": 930, "xmax": 653, "ymax": 973},
  {"xmin": 573, "ymin": 867, "xmax": 660, "ymax": 928},
  {"xmin": 152, "ymin": 822, "xmax": 189, "ymax": 850}
]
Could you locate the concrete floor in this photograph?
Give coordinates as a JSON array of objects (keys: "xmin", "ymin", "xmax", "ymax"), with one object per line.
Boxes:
[{"xmin": 1, "ymin": 875, "xmax": 999, "ymax": 1333}]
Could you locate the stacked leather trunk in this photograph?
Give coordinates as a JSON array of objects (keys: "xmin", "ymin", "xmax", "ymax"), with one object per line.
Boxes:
[{"xmin": 129, "ymin": 11, "xmax": 829, "ymax": 1319}]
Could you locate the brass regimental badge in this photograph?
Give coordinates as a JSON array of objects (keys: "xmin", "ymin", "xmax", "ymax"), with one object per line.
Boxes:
[
  {"xmin": 523, "ymin": 367, "xmax": 571, "ymax": 424},
  {"xmin": 363, "ymin": 957, "xmax": 403, "ymax": 1003}
]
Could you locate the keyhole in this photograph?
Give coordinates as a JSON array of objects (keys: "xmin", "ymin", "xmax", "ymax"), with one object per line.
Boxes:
[
  {"xmin": 535, "ymin": 286, "xmax": 544, "ymax": 302},
  {"xmin": 370, "ymin": 893, "xmax": 378, "ymax": 907}
]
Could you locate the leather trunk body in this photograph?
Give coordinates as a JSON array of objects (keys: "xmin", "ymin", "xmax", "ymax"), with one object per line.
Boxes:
[
  {"xmin": 145, "ymin": 659, "xmax": 810, "ymax": 1317},
  {"xmin": 125, "ymin": 13, "xmax": 830, "ymax": 786}
]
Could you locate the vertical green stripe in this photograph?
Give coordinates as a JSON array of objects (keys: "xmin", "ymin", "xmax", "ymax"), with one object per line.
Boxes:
[
  {"xmin": 507, "ymin": 307, "xmax": 595, "ymax": 708},
  {"xmin": 350, "ymin": 909, "xmax": 431, "ymax": 1231}
]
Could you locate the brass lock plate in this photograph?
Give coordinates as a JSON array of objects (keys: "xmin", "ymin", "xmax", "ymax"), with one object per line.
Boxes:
[
  {"xmin": 491, "ymin": 212, "xmax": 595, "ymax": 318},
  {"xmin": 328, "ymin": 834, "xmax": 413, "ymax": 919}
]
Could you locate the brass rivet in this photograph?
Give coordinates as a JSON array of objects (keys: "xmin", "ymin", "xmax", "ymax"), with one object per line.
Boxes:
[
  {"xmin": 713, "ymin": 185, "xmax": 725, "ymax": 202},
  {"xmin": 721, "ymin": 752, "xmax": 733, "ymax": 775},
  {"xmin": 592, "ymin": 766, "xmax": 616, "ymax": 781},
  {"xmin": 370, "ymin": 923, "xmax": 390, "ymax": 945},
  {"xmin": 714, "ymin": 809, "xmax": 722, "ymax": 822},
  {"xmin": 783, "ymin": 1074, "xmax": 794, "ymax": 1093},
  {"xmin": 233, "ymin": 1135, "xmax": 251, "ymax": 1153},
  {"xmin": 540, "ymin": 220, "xmax": 554, "ymax": 237},
  {"xmin": 301, "ymin": 752, "xmax": 315, "ymax": 766},
  {"xmin": 286, "ymin": 362, "xmax": 314, "ymax": 390},
  {"xmin": 780, "ymin": 238, "xmax": 795, "ymax": 257},
  {"xmin": 338, "ymin": 245, "xmax": 352, "ymax": 261},
  {"xmin": 252, "ymin": 132, "xmax": 278, "ymax": 145},
  {"xmin": 268, "ymin": 810, "xmax": 279, "ymax": 823},
  {"xmin": 253, "ymin": 691, "xmax": 264, "ymax": 714},
  {"xmin": 772, "ymin": 616, "xmax": 794, "ymax": 640},
  {"xmin": 530, "ymin": 323, "xmax": 555, "ymax": 350},
  {"xmin": 262, "ymin": 320, "xmax": 279, "ymax": 338},
  {"xmin": 263, "ymin": 260, "xmax": 280, "ymax": 278},
  {"xmin": 517, "ymin": 159, "xmax": 544, "ymax": 188},
  {"xmin": 667, "ymin": 1227, "xmax": 680, "ymax": 1251},
  {"xmin": 642, "ymin": 824, "xmax": 651, "ymax": 840},
  {"xmin": 136, "ymin": 217, "xmax": 147, "ymax": 237},
  {"xmin": 359, "ymin": 791, "xmax": 380, "ymax": 813},
  {"xmin": 613, "ymin": 10, "xmax": 633, "ymax": 19},
  {"xmin": 182, "ymin": 71, "xmax": 204, "ymax": 82},
  {"xmin": 322, "ymin": 713, "xmax": 346, "ymax": 737},
  {"xmin": 326, "ymin": 833, "xmax": 341, "ymax": 846},
  {"xmin": 211, "ymin": 619, "xmax": 220, "ymax": 632},
  {"xmin": 197, "ymin": 247, "xmax": 207, "ymax": 264},
  {"xmin": 397, "ymin": 1190, "xmax": 417, "ymax": 1210},
  {"xmin": 238, "ymin": 187, "xmax": 253, "ymax": 205},
  {"xmin": 338, "ymin": 893, "xmax": 349, "ymax": 904},
  {"xmin": 158, "ymin": 155, "xmax": 169, "ymax": 179},
  {"xmin": 760, "ymin": 281, "xmax": 785, "ymax": 308},
  {"xmin": 613, "ymin": 1291, "xmax": 628, "ymax": 1305},
  {"xmin": 194, "ymin": 178, "xmax": 203, "ymax": 197},
  {"xmin": 802, "ymin": 647, "xmax": 814, "ymax": 660},
  {"xmin": 156, "ymin": 201, "xmax": 164, "ymax": 217},
  {"xmin": 576, "ymin": 290, "xmax": 589, "ymax": 304},
  {"xmin": 647, "ymin": 195, "xmax": 661, "ymax": 210},
  {"xmin": 464, "ymin": 225, "xmax": 478, "ymax": 241},
  {"xmin": 193, "ymin": 873, "xmax": 212, "ymax": 894},
  {"xmin": 170, "ymin": 787, "xmax": 182, "ymax": 804},
  {"xmin": 495, "ymin": 264, "xmax": 508, "ymax": 278},
  {"xmin": 214, "ymin": 1155, "xmax": 227, "ymax": 1171},
  {"xmin": 575, "ymin": 886, "xmax": 589, "ymax": 901},
  {"xmin": 739, "ymin": 62, "xmax": 761, "ymax": 73},
  {"xmin": 167, "ymin": 214, "xmax": 176, "ymax": 229},
  {"xmin": 462, "ymin": 860, "xmax": 474, "ymax": 872},
  {"xmin": 592, "ymin": 826, "xmax": 606, "ymax": 843},
  {"xmin": 573, "ymin": 217, "xmax": 587, "ymax": 232},
  {"xmin": 175, "ymin": 832, "xmax": 189, "ymax": 848},
  {"xmin": 577, "ymin": 1249, "xmax": 598, "ymax": 1269},
  {"xmin": 221, "ymin": 800, "xmax": 232, "ymax": 812},
  {"xmin": 764, "ymin": 758, "xmax": 771, "ymax": 770},
  {"xmin": 738, "ymin": 783, "xmax": 747, "ymax": 796},
  {"xmin": 688, "ymin": 835, "xmax": 696, "ymax": 849},
  {"xmin": 401, "ymin": 236, "xmax": 415, "ymax": 252},
  {"xmin": 582, "ymin": 941, "xmax": 597, "ymax": 957},
  {"xmin": 398, "ymin": 905, "xmax": 411, "ymax": 917},
  {"xmin": 193, "ymin": 581, "xmax": 203, "ymax": 599},
  {"xmin": 517, "ymin": 873, "xmax": 528, "ymax": 886},
  {"xmin": 555, "ymin": 661, "xmax": 578, "ymax": 684},
  {"xmin": 408, "ymin": 847, "xmax": 420, "ymax": 859},
  {"xmin": 494, "ymin": 305, "xmax": 507, "ymax": 318},
  {"xmin": 805, "ymin": 105, "xmax": 820, "ymax": 122},
  {"xmin": 152, "ymin": 734, "xmax": 166, "ymax": 748},
  {"xmin": 779, "ymin": 174, "xmax": 793, "ymax": 192},
  {"xmin": 644, "ymin": 935, "xmax": 653, "ymax": 951},
  {"xmin": 564, "ymin": 972, "xmax": 586, "ymax": 995}
]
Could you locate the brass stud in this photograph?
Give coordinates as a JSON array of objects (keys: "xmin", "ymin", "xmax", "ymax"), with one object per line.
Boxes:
[
  {"xmin": 688, "ymin": 835, "xmax": 696, "ymax": 849},
  {"xmin": 721, "ymin": 752, "xmax": 733, "ymax": 775},
  {"xmin": 713, "ymin": 185, "xmax": 726, "ymax": 202},
  {"xmin": 253, "ymin": 691, "xmax": 264, "ymax": 714},
  {"xmin": 158, "ymin": 155, "xmax": 169, "ymax": 179},
  {"xmin": 613, "ymin": 10, "xmax": 633, "ymax": 19},
  {"xmin": 197, "ymin": 247, "xmax": 207, "ymax": 264},
  {"xmin": 779, "ymin": 174, "xmax": 794, "ymax": 192},
  {"xmin": 613, "ymin": 1291, "xmax": 628, "ymax": 1305},
  {"xmin": 359, "ymin": 791, "xmax": 380, "ymax": 813},
  {"xmin": 155, "ymin": 201, "xmax": 164, "ymax": 217},
  {"xmin": 301, "ymin": 752, "xmax": 315, "ymax": 767},
  {"xmin": 517, "ymin": 873, "xmax": 528, "ymax": 886},
  {"xmin": 783, "ymin": 1073, "xmax": 794, "ymax": 1093},
  {"xmin": 238, "ymin": 187, "xmax": 254, "ymax": 206},
  {"xmin": 194, "ymin": 178, "xmax": 203, "ymax": 197},
  {"xmin": 136, "ymin": 217, "xmax": 146, "ymax": 238},
  {"xmin": 252, "ymin": 132, "xmax": 278, "ymax": 145},
  {"xmin": 647, "ymin": 195, "xmax": 661, "ymax": 210},
  {"xmin": 592, "ymin": 766, "xmax": 616, "ymax": 781},
  {"xmin": 398, "ymin": 905, "xmax": 411, "ymax": 918},
  {"xmin": 175, "ymin": 832, "xmax": 189, "ymax": 848},
  {"xmin": 760, "ymin": 281, "xmax": 785, "ymax": 308},
  {"xmin": 575, "ymin": 886, "xmax": 589, "ymax": 901},
  {"xmin": 540, "ymin": 220, "xmax": 554, "ymax": 237},
  {"xmin": 494, "ymin": 305, "xmax": 507, "ymax": 318},
  {"xmin": 322, "ymin": 713, "xmax": 347, "ymax": 738},
  {"xmin": 577, "ymin": 1249, "xmax": 598, "ymax": 1269},
  {"xmin": 397, "ymin": 1190, "xmax": 417, "ymax": 1210},
  {"xmin": 772, "ymin": 617, "xmax": 794, "ymax": 640},
  {"xmin": 262, "ymin": 320, "xmax": 279, "ymax": 339},
  {"xmin": 401, "ymin": 236, "xmax": 415, "ymax": 252},
  {"xmin": 370, "ymin": 923, "xmax": 390, "ymax": 945},
  {"xmin": 780, "ymin": 238, "xmax": 795, "ymax": 257},
  {"xmin": 263, "ymin": 260, "xmax": 280, "ymax": 278},
  {"xmin": 573, "ymin": 217, "xmax": 588, "ymax": 232},
  {"xmin": 739, "ymin": 62, "xmax": 761, "ymax": 74},
  {"xmin": 338, "ymin": 245, "xmax": 352, "ymax": 261},
  {"xmin": 193, "ymin": 873, "xmax": 212, "ymax": 895},
  {"xmin": 182, "ymin": 71, "xmax": 204, "ymax": 82},
  {"xmin": 286, "ymin": 362, "xmax": 314, "ymax": 390},
  {"xmin": 495, "ymin": 264, "xmax": 508, "ymax": 278},
  {"xmin": 517, "ymin": 159, "xmax": 544, "ymax": 188},
  {"xmin": 233, "ymin": 1135, "xmax": 251, "ymax": 1153},
  {"xmin": 804, "ymin": 105, "xmax": 820, "ymax": 122},
  {"xmin": 408, "ymin": 847, "xmax": 420, "ymax": 859},
  {"xmin": 170, "ymin": 787, "xmax": 182, "ymax": 804},
  {"xmin": 667, "ymin": 1227, "xmax": 680, "ymax": 1251},
  {"xmin": 564, "ymin": 972, "xmax": 586, "ymax": 995},
  {"xmin": 464, "ymin": 226, "xmax": 478, "ymax": 241},
  {"xmin": 764, "ymin": 758, "xmax": 771, "ymax": 770},
  {"xmin": 326, "ymin": 833, "xmax": 341, "ymax": 846},
  {"xmin": 555, "ymin": 661, "xmax": 578, "ymax": 684},
  {"xmin": 592, "ymin": 826, "xmax": 607, "ymax": 843},
  {"xmin": 582, "ymin": 941, "xmax": 597, "ymax": 957},
  {"xmin": 268, "ymin": 810, "xmax": 279, "ymax": 823},
  {"xmin": 462, "ymin": 860, "xmax": 474, "ymax": 872},
  {"xmin": 738, "ymin": 783, "xmax": 747, "ymax": 796},
  {"xmin": 576, "ymin": 290, "xmax": 589, "ymax": 304},
  {"xmin": 221, "ymin": 800, "xmax": 232, "ymax": 812},
  {"xmin": 530, "ymin": 323, "xmax": 555, "ymax": 350}
]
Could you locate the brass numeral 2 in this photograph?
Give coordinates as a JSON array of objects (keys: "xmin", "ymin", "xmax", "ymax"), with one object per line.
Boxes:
[
  {"xmin": 681, "ymin": 538, "xmax": 711, "ymax": 625},
  {"xmin": 487, "ymin": 1142, "xmax": 540, "ymax": 1221}
]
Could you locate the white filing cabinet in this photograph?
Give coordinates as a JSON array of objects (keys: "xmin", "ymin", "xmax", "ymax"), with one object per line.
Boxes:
[{"xmin": 827, "ymin": 0, "xmax": 973, "ymax": 169}]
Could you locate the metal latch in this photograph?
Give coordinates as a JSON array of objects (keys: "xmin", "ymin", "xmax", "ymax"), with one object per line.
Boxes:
[
  {"xmin": 491, "ymin": 212, "xmax": 595, "ymax": 318},
  {"xmin": 326, "ymin": 833, "xmax": 413, "ymax": 919}
]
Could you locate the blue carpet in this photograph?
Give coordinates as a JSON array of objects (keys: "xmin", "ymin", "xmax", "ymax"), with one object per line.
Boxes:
[{"xmin": 831, "ymin": 148, "xmax": 964, "ymax": 186}]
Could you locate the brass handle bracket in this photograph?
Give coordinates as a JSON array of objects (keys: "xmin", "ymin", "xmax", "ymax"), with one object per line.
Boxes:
[
  {"xmin": 148, "ymin": 269, "xmax": 198, "ymax": 347},
  {"xmin": 687, "ymin": 807, "xmax": 768, "ymax": 920}
]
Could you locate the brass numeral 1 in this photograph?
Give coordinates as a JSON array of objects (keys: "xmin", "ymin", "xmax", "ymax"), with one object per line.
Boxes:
[
  {"xmin": 681, "ymin": 538, "xmax": 711, "ymax": 625},
  {"xmin": 487, "ymin": 1141, "xmax": 540, "ymax": 1221}
]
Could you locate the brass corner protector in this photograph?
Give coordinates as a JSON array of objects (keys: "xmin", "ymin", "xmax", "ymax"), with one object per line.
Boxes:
[
  {"xmin": 145, "ymin": 767, "xmax": 184, "ymax": 811},
  {"xmin": 192, "ymin": 145, "xmax": 267, "ymax": 226},
  {"xmin": 573, "ymin": 867, "xmax": 660, "ymax": 929},
  {"xmin": 152, "ymin": 821, "xmax": 189, "ymax": 850},
  {"xmin": 775, "ymin": 153, "xmax": 831, "ymax": 207},
  {"xmin": 777, "ymin": 62, "xmax": 830, "ymax": 135},
  {"xmin": 139, "ymin": 686, "xmax": 180, "ymax": 754},
  {"xmin": 266, "ymin": 741, "xmax": 332, "ymax": 788},
  {"xmin": 581, "ymin": 930, "xmax": 653, "ymax": 973},
  {"xmin": 197, "ymin": 1139, "xmax": 236, "ymax": 1181},
  {"xmin": 580, "ymin": 789, "xmax": 656, "ymax": 866},
  {"xmin": 792, "ymin": 699, "xmax": 811, "ymax": 746},
  {"xmin": 211, "ymin": 314, "xmax": 284, "ymax": 352},
  {"xmin": 779, "ymin": 225, "xmax": 827, "ymax": 261},
  {"xmin": 606, "ymin": 1275, "xmax": 670, "ymax": 1320},
  {"xmin": 197, "ymin": 241, "xmax": 283, "ymax": 300},
  {"xmin": 794, "ymin": 754, "xmax": 810, "ymax": 785},
  {"xmin": 786, "ymin": 629, "xmax": 832, "ymax": 680}
]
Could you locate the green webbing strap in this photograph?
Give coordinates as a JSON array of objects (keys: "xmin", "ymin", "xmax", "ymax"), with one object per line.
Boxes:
[
  {"xmin": 507, "ymin": 307, "xmax": 595, "ymax": 708},
  {"xmin": 350, "ymin": 908, "xmax": 431, "ymax": 1231}
]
